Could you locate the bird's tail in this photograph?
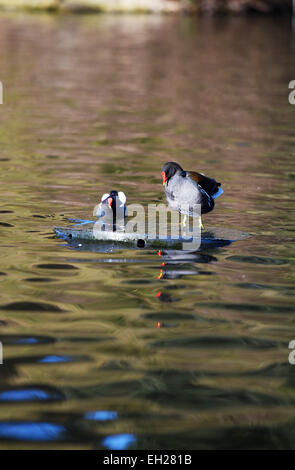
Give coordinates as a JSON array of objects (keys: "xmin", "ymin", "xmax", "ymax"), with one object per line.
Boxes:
[{"xmin": 212, "ymin": 187, "xmax": 224, "ymax": 199}]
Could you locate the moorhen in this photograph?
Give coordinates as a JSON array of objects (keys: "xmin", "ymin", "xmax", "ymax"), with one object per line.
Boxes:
[
  {"xmin": 161, "ymin": 162, "xmax": 223, "ymax": 227},
  {"xmin": 95, "ymin": 190, "xmax": 127, "ymax": 230}
]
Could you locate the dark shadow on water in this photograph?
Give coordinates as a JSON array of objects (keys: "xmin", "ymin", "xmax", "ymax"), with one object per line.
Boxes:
[
  {"xmin": 142, "ymin": 312, "xmax": 196, "ymax": 321},
  {"xmin": 227, "ymin": 255, "xmax": 289, "ymax": 265},
  {"xmin": 0, "ymin": 222, "xmax": 13, "ymax": 227},
  {"xmin": 150, "ymin": 335, "xmax": 281, "ymax": 350},
  {"xmin": 0, "ymin": 334, "xmax": 56, "ymax": 346},
  {"xmin": 36, "ymin": 263, "xmax": 78, "ymax": 270},
  {"xmin": 80, "ymin": 369, "xmax": 290, "ymax": 411},
  {"xmin": 203, "ymin": 302, "xmax": 295, "ymax": 314},
  {"xmin": 140, "ymin": 422, "xmax": 295, "ymax": 450},
  {"xmin": 0, "ymin": 301, "xmax": 65, "ymax": 313},
  {"xmin": 234, "ymin": 282, "xmax": 295, "ymax": 297}
]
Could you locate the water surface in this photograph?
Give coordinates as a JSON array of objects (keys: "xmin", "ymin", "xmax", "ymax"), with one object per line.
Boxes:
[{"xmin": 0, "ymin": 13, "xmax": 294, "ymax": 449}]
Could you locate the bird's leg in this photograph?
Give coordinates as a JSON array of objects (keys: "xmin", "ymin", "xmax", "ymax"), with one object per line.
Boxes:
[
  {"xmin": 200, "ymin": 216, "xmax": 204, "ymax": 230},
  {"xmin": 181, "ymin": 215, "xmax": 187, "ymax": 227}
]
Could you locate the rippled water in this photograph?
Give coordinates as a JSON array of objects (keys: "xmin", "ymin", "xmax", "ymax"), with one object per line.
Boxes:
[{"xmin": 0, "ymin": 12, "xmax": 294, "ymax": 449}]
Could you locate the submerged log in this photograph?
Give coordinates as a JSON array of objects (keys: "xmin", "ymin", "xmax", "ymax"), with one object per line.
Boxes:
[{"xmin": 54, "ymin": 224, "xmax": 251, "ymax": 250}]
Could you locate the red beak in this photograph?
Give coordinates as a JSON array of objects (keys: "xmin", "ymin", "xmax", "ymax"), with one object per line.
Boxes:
[
  {"xmin": 161, "ymin": 171, "xmax": 167, "ymax": 184},
  {"xmin": 107, "ymin": 197, "xmax": 112, "ymax": 208}
]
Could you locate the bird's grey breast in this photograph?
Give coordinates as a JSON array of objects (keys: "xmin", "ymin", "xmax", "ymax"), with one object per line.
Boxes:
[{"xmin": 165, "ymin": 174, "xmax": 201, "ymax": 213}]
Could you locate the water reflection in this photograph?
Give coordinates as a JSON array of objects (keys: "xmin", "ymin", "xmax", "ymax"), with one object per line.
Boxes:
[
  {"xmin": 156, "ymin": 250, "xmax": 217, "ymax": 279},
  {"xmin": 38, "ymin": 355, "xmax": 72, "ymax": 363},
  {"xmin": 84, "ymin": 411, "xmax": 118, "ymax": 421},
  {"xmin": 0, "ymin": 335, "xmax": 55, "ymax": 346},
  {"xmin": 0, "ymin": 386, "xmax": 65, "ymax": 403},
  {"xmin": 102, "ymin": 434, "xmax": 136, "ymax": 450},
  {"xmin": 0, "ymin": 422, "xmax": 67, "ymax": 442},
  {"xmin": 0, "ymin": 12, "xmax": 294, "ymax": 450}
]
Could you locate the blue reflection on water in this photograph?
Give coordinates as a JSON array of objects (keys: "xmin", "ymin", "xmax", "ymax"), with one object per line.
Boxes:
[
  {"xmin": 0, "ymin": 388, "xmax": 60, "ymax": 402},
  {"xmin": 84, "ymin": 411, "xmax": 118, "ymax": 421},
  {"xmin": 0, "ymin": 422, "xmax": 66, "ymax": 441},
  {"xmin": 14, "ymin": 337, "xmax": 39, "ymax": 344},
  {"xmin": 68, "ymin": 218, "xmax": 95, "ymax": 226},
  {"xmin": 39, "ymin": 355, "xmax": 72, "ymax": 363},
  {"xmin": 102, "ymin": 433, "xmax": 136, "ymax": 450}
]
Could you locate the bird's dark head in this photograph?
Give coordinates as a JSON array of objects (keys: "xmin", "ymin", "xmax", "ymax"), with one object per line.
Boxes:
[
  {"xmin": 107, "ymin": 191, "xmax": 118, "ymax": 208},
  {"xmin": 101, "ymin": 191, "xmax": 117, "ymax": 209},
  {"xmin": 161, "ymin": 162, "xmax": 183, "ymax": 186}
]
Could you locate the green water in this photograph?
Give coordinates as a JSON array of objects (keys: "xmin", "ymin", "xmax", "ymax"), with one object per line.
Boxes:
[{"xmin": 0, "ymin": 13, "xmax": 294, "ymax": 449}]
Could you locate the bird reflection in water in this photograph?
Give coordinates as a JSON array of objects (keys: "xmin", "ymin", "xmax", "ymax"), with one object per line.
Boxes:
[
  {"xmin": 155, "ymin": 249, "xmax": 218, "ymax": 280},
  {"xmin": 154, "ymin": 248, "xmax": 220, "ymax": 329}
]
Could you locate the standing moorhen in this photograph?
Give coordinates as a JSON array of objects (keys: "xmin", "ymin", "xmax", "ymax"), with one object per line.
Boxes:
[{"xmin": 161, "ymin": 162, "xmax": 223, "ymax": 227}]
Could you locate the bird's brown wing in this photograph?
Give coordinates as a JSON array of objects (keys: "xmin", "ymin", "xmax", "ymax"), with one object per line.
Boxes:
[{"xmin": 187, "ymin": 171, "xmax": 221, "ymax": 197}]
